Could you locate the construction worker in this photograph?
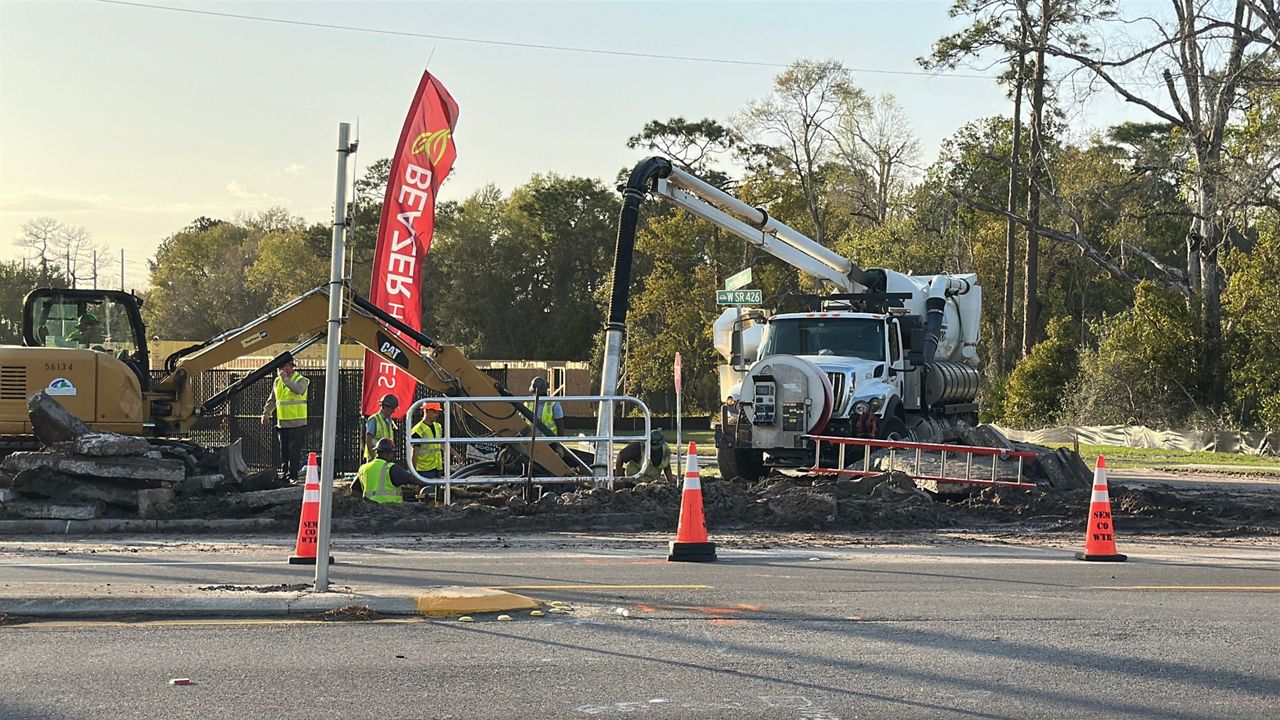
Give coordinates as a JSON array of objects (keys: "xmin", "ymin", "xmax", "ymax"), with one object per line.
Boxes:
[
  {"xmin": 364, "ymin": 393, "xmax": 399, "ymax": 462},
  {"xmin": 525, "ymin": 376, "xmax": 562, "ymax": 436},
  {"xmin": 358, "ymin": 438, "xmax": 426, "ymax": 504},
  {"xmin": 260, "ymin": 353, "xmax": 309, "ymax": 483},
  {"xmin": 411, "ymin": 402, "xmax": 444, "ymax": 479},
  {"xmin": 66, "ymin": 313, "xmax": 104, "ymax": 349},
  {"xmin": 614, "ymin": 429, "xmax": 675, "ymax": 484}
]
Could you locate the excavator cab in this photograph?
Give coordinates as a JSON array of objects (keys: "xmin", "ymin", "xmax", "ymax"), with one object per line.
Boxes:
[{"xmin": 21, "ymin": 288, "xmax": 151, "ymax": 390}]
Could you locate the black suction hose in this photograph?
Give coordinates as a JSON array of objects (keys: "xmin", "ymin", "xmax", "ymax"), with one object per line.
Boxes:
[{"xmin": 605, "ymin": 157, "xmax": 674, "ymax": 332}]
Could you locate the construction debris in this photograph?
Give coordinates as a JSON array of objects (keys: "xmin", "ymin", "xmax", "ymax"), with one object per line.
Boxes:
[
  {"xmin": 26, "ymin": 391, "xmax": 89, "ymax": 444},
  {"xmin": 0, "ymin": 392, "xmax": 281, "ymax": 521}
]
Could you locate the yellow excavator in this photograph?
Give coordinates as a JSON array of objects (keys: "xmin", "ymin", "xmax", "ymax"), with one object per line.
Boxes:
[{"xmin": 0, "ymin": 284, "xmax": 586, "ymax": 478}]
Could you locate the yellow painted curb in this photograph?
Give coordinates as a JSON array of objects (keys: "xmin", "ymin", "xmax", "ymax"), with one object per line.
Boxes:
[{"xmin": 415, "ymin": 586, "xmax": 541, "ymax": 618}]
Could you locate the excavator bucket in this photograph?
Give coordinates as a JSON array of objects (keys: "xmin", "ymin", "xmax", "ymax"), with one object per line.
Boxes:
[{"xmin": 210, "ymin": 438, "xmax": 250, "ymax": 484}]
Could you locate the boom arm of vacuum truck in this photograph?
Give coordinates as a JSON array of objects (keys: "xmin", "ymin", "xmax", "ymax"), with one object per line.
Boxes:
[{"xmin": 594, "ymin": 157, "xmax": 983, "ymax": 481}]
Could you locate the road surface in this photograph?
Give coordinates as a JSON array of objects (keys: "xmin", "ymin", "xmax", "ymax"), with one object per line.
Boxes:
[{"xmin": 2, "ymin": 533, "xmax": 1277, "ymax": 719}]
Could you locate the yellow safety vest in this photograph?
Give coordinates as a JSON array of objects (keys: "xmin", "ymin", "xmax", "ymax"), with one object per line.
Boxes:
[
  {"xmin": 524, "ymin": 400, "xmax": 558, "ymax": 435},
  {"xmin": 365, "ymin": 412, "xmax": 394, "ymax": 461},
  {"xmin": 625, "ymin": 444, "xmax": 671, "ymax": 483},
  {"xmin": 359, "ymin": 459, "xmax": 402, "ymax": 504},
  {"xmin": 411, "ymin": 421, "xmax": 443, "ymax": 472},
  {"xmin": 274, "ymin": 372, "xmax": 308, "ymax": 423}
]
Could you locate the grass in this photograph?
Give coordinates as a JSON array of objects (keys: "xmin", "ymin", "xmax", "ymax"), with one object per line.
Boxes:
[{"xmin": 1048, "ymin": 443, "xmax": 1280, "ymax": 471}]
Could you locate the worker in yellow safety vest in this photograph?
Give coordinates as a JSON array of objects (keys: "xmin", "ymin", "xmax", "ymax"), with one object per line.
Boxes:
[
  {"xmin": 261, "ymin": 353, "xmax": 309, "ymax": 483},
  {"xmin": 358, "ymin": 438, "xmax": 426, "ymax": 504},
  {"xmin": 364, "ymin": 393, "xmax": 399, "ymax": 461},
  {"xmin": 525, "ymin": 376, "xmax": 561, "ymax": 436},
  {"xmin": 411, "ymin": 402, "xmax": 445, "ymax": 478}
]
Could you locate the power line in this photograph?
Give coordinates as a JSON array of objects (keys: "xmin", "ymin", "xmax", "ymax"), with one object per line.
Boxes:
[{"xmin": 95, "ymin": 0, "xmax": 994, "ymax": 80}]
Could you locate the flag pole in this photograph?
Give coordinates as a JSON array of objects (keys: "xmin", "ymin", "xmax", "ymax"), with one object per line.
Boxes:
[{"xmin": 316, "ymin": 122, "xmax": 355, "ymax": 590}]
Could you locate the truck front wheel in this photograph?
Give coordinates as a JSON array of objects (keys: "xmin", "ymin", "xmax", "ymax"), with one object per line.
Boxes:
[
  {"xmin": 717, "ymin": 446, "xmax": 765, "ymax": 483},
  {"xmin": 878, "ymin": 416, "xmax": 913, "ymax": 442}
]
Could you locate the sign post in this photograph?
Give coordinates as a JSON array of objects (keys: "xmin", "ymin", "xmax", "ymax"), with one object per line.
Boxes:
[
  {"xmin": 316, "ymin": 122, "xmax": 355, "ymax": 590},
  {"xmin": 674, "ymin": 352, "xmax": 683, "ymax": 475}
]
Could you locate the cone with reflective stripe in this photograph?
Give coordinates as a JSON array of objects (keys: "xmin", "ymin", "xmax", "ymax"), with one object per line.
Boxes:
[
  {"xmin": 1075, "ymin": 456, "xmax": 1126, "ymax": 562},
  {"xmin": 289, "ymin": 453, "xmax": 333, "ymax": 565},
  {"xmin": 668, "ymin": 442, "xmax": 716, "ymax": 562}
]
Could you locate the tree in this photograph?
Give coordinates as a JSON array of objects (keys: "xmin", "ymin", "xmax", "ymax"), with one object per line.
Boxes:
[
  {"xmin": 1222, "ymin": 208, "xmax": 1280, "ymax": 428},
  {"xmin": 1002, "ymin": 316, "xmax": 1080, "ymax": 425},
  {"xmin": 0, "ymin": 260, "xmax": 67, "ymax": 344},
  {"xmin": 14, "ymin": 217, "xmax": 101, "ymax": 288},
  {"xmin": 829, "ymin": 93, "xmax": 922, "ymax": 224},
  {"xmin": 736, "ymin": 59, "xmax": 858, "ymax": 246},
  {"xmin": 626, "ymin": 117, "xmax": 738, "ymax": 184},
  {"xmin": 144, "ymin": 216, "xmax": 274, "ymax": 339},
  {"xmin": 1065, "ymin": 281, "xmax": 1208, "ymax": 427},
  {"xmin": 1036, "ymin": 0, "xmax": 1280, "ymax": 398}
]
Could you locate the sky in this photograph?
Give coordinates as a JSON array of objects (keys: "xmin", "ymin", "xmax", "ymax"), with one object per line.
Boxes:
[{"xmin": 0, "ymin": 0, "xmax": 1149, "ymax": 289}]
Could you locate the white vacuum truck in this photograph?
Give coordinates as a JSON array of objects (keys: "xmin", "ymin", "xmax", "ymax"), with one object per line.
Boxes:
[{"xmin": 593, "ymin": 158, "xmax": 983, "ymax": 482}]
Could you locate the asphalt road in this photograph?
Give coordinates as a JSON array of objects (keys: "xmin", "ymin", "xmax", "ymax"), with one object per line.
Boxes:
[{"xmin": 2, "ymin": 534, "xmax": 1278, "ymax": 719}]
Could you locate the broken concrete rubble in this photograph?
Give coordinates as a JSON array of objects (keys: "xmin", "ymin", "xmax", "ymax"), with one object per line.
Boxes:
[
  {"xmin": 68, "ymin": 432, "xmax": 152, "ymax": 458},
  {"xmin": 9, "ymin": 469, "xmax": 141, "ymax": 508},
  {"xmin": 26, "ymin": 391, "xmax": 89, "ymax": 445},
  {"xmin": 137, "ymin": 488, "xmax": 175, "ymax": 517},
  {"xmin": 2, "ymin": 453, "xmax": 185, "ymax": 485}
]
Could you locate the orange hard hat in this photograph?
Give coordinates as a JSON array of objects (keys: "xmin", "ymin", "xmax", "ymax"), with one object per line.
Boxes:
[{"xmin": 423, "ymin": 402, "xmax": 443, "ymax": 412}]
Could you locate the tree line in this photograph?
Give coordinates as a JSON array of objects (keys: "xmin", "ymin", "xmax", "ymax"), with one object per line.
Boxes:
[{"xmin": 4, "ymin": 1, "xmax": 1276, "ymax": 430}]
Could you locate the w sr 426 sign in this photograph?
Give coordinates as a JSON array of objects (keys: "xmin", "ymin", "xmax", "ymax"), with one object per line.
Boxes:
[{"xmin": 716, "ymin": 289, "xmax": 762, "ymax": 306}]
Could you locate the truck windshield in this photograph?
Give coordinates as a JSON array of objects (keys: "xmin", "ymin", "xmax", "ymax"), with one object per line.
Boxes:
[{"xmin": 760, "ymin": 317, "xmax": 886, "ymax": 361}]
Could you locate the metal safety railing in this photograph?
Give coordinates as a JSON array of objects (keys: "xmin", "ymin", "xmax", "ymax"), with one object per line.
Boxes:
[
  {"xmin": 405, "ymin": 394, "xmax": 656, "ymax": 503},
  {"xmin": 805, "ymin": 434, "xmax": 1039, "ymax": 489}
]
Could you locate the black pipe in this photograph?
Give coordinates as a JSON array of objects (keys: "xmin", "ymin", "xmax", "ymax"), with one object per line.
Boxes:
[
  {"xmin": 922, "ymin": 296, "xmax": 946, "ymax": 366},
  {"xmin": 606, "ymin": 157, "xmax": 674, "ymax": 328}
]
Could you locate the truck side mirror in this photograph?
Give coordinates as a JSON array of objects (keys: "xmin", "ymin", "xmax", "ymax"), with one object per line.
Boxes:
[{"xmin": 731, "ymin": 327, "xmax": 746, "ymax": 371}]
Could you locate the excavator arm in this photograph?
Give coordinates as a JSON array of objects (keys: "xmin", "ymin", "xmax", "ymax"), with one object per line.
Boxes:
[{"xmin": 149, "ymin": 284, "xmax": 581, "ymax": 477}]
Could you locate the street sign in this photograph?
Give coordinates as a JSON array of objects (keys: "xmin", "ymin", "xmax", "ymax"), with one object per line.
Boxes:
[
  {"xmin": 725, "ymin": 267, "xmax": 753, "ymax": 291},
  {"xmin": 716, "ymin": 289, "xmax": 763, "ymax": 305}
]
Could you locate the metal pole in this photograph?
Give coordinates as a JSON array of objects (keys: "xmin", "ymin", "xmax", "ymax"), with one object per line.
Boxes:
[
  {"xmin": 120, "ymin": 249, "xmax": 125, "ymax": 290},
  {"xmin": 675, "ymin": 352, "xmax": 682, "ymax": 477},
  {"xmin": 315, "ymin": 122, "xmax": 353, "ymax": 590}
]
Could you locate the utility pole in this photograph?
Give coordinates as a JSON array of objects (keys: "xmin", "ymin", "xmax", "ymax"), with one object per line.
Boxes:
[
  {"xmin": 315, "ymin": 122, "xmax": 356, "ymax": 590},
  {"xmin": 92, "ymin": 249, "xmax": 98, "ymax": 290},
  {"xmin": 120, "ymin": 249, "xmax": 125, "ymax": 290}
]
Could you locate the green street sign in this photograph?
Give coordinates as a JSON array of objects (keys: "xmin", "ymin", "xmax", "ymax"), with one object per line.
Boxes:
[
  {"xmin": 717, "ymin": 289, "xmax": 763, "ymax": 306},
  {"xmin": 725, "ymin": 267, "xmax": 753, "ymax": 291}
]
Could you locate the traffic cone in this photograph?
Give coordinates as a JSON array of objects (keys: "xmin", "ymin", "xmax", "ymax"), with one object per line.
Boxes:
[
  {"xmin": 669, "ymin": 443, "xmax": 716, "ymax": 562},
  {"xmin": 289, "ymin": 453, "xmax": 333, "ymax": 565},
  {"xmin": 1075, "ymin": 456, "xmax": 1127, "ymax": 562}
]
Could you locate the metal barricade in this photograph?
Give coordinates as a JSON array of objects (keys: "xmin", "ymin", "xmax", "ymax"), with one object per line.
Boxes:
[
  {"xmin": 805, "ymin": 434, "xmax": 1039, "ymax": 489},
  {"xmin": 405, "ymin": 394, "xmax": 655, "ymax": 504}
]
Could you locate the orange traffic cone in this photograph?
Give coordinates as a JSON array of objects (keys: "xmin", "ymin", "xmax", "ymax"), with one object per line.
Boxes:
[
  {"xmin": 1075, "ymin": 456, "xmax": 1127, "ymax": 562},
  {"xmin": 289, "ymin": 453, "xmax": 333, "ymax": 565},
  {"xmin": 669, "ymin": 442, "xmax": 716, "ymax": 563}
]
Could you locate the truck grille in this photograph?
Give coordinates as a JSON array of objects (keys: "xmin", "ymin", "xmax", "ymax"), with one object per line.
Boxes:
[
  {"xmin": 826, "ymin": 372, "xmax": 846, "ymax": 414},
  {"xmin": 1, "ymin": 366, "xmax": 26, "ymax": 400}
]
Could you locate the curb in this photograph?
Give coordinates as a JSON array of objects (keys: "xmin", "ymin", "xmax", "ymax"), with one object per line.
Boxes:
[
  {"xmin": 0, "ymin": 585, "xmax": 541, "ymax": 621},
  {"xmin": 0, "ymin": 518, "xmax": 285, "ymax": 536}
]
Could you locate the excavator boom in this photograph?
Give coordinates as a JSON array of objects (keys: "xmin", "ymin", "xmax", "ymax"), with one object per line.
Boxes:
[{"xmin": 151, "ymin": 284, "xmax": 580, "ymax": 477}]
